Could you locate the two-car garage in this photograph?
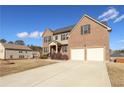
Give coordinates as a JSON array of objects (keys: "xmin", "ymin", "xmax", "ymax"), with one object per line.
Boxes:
[
  {"xmin": 71, "ymin": 48, "xmax": 104, "ymax": 62},
  {"xmin": 71, "ymin": 49, "xmax": 85, "ymax": 61}
]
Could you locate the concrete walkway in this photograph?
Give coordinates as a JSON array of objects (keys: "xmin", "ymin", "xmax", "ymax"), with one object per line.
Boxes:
[{"xmin": 0, "ymin": 61, "xmax": 111, "ymax": 87}]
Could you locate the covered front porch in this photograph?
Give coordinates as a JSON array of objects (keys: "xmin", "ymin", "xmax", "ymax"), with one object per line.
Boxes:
[
  {"xmin": 49, "ymin": 41, "xmax": 61, "ymax": 54},
  {"xmin": 48, "ymin": 41, "xmax": 68, "ymax": 60}
]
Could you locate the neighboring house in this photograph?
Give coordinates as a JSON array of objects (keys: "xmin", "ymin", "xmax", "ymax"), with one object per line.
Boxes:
[
  {"xmin": 42, "ymin": 14, "xmax": 112, "ymax": 62},
  {"xmin": 32, "ymin": 51, "xmax": 40, "ymax": 58},
  {"xmin": 111, "ymin": 53, "xmax": 124, "ymax": 57},
  {"xmin": 0, "ymin": 43, "xmax": 33, "ymax": 59}
]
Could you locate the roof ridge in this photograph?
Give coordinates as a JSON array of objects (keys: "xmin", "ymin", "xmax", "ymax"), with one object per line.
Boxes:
[
  {"xmin": 2, "ymin": 43, "xmax": 27, "ymax": 47},
  {"xmin": 1, "ymin": 43, "xmax": 32, "ymax": 50}
]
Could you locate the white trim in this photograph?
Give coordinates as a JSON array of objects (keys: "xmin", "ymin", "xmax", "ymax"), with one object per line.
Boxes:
[
  {"xmin": 84, "ymin": 14, "xmax": 112, "ymax": 30},
  {"xmin": 49, "ymin": 42, "xmax": 57, "ymax": 46}
]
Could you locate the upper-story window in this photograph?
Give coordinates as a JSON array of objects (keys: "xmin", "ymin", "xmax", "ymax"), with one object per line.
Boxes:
[
  {"xmin": 55, "ymin": 35, "xmax": 58, "ymax": 40},
  {"xmin": 44, "ymin": 37, "xmax": 47, "ymax": 43},
  {"xmin": 61, "ymin": 33, "xmax": 68, "ymax": 41},
  {"xmin": 61, "ymin": 34, "xmax": 65, "ymax": 40},
  {"xmin": 66, "ymin": 33, "xmax": 69, "ymax": 39},
  {"xmin": 48, "ymin": 36, "xmax": 52, "ymax": 42},
  {"xmin": 44, "ymin": 36, "xmax": 52, "ymax": 43},
  {"xmin": 81, "ymin": 24, "xmax": 90, "ymax": 35}
]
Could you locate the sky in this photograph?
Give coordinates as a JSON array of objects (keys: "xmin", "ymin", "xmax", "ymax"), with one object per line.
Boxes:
[{"xmin": 0, "ymin": 5, "xmax": 124, "ymax": 50}]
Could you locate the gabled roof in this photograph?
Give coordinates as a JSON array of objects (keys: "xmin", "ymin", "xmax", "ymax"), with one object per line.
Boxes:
[
  {"xmin": 1, "ymin": 43, "xmax": 32, "ymax": 51},
  {"xmin": 42, "ymin": 28, "xmax": 53, "ymax": 37},
  {"xmin": 43, "ymin": 14, "xmax": 112, "ymax": 36}
]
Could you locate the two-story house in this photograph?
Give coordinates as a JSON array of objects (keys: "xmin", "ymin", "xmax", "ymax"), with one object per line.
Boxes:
[
  {"xmin": 42, "ymin": 14, "xmax": 112, "ymax": 62},
  {"xmin": 0, "ymin": 43, "xmax": 33, "ymax": 59}
]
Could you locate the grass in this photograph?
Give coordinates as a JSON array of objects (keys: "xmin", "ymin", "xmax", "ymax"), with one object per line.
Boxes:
[
  {"xmin": 106, "ymin": 62, "xmax": 124, "ymax": 87},
  {"xmin": 0, "ymin": 59, "xmax": 56, "ymax": 77}
]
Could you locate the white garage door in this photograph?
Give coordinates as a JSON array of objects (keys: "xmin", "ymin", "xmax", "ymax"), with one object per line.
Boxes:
[
  {"xmin": 87, "ymin": 48, "xmax": 104, "ymax": 61},
  {"xmin": 71, "ymin": 49, "xmax": 84, "ymax": 61}
]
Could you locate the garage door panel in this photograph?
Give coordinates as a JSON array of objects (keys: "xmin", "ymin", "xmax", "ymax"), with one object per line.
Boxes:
[
  {"xmin": 87, "ymin": 48, "xmax": 104, "ymax": 61},
  {"xmin": 71, "ymin": 49, "xmax": 84, "ymax": 61}
]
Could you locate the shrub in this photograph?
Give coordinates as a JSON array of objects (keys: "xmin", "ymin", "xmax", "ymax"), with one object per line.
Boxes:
[
  {"xmin": 40, "ymin": 54, "xmax": 48, "ymax": 59},
  {"xmin": 61, "ymin": 54, "xmax": 68, "ymax": 60},
  {"xmin": 51, "ymin": 53, "xmax": 56, "ymax": 59},
  {"xmin": 56, "ymin": 52, "xmax": 62, "ymax": 59}
]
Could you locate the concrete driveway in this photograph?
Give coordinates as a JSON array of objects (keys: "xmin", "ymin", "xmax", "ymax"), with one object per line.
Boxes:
[{"xmin": 0, "ymin": 61, "xmax": 111, "ymax": 87}]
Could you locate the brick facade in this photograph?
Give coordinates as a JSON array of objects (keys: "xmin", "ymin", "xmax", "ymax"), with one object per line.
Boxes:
[{"xmin": 42, "ymin": 14, "xmax": 111, "ymax": 61}]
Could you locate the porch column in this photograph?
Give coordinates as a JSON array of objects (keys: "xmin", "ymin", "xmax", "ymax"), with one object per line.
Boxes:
[
  {"xmin": 49, "ymin": 45, "xmax": 50, "ymax": 53},
  {"xmin": 56, "ymin": 45, "xmax": 58, "ymax": 53}
]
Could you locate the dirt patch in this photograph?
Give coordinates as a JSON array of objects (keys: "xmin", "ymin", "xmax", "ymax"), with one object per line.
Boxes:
[
  {"xmin": 106, "ymin": 63, "xmax": 124, "ymax": 87},
  {"xmin": 111, "ymin": 57, "xmax": 124, "ymax": 63},
  {"xmin": 0, "ymin": 59, "xmax": 57, "ymax": 77}
]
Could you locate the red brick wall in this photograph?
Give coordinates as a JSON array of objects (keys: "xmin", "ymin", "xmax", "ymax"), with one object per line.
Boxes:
[{"xmin": 68, "ymin": 16, "xmax": 110, "ymax": 61}]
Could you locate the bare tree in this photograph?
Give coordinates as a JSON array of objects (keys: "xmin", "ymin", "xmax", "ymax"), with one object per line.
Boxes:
[
  {"xmin": 15, "ymin": 40, "xmax": 25, "ymax": 45},
  {"xmin": 0, "ymin": 39, "xmax": 7, "ymax": 43}
]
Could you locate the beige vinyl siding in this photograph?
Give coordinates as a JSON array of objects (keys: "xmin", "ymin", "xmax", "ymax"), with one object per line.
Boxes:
[
  {"xmin": 0, "ymin": 43, "xmax": 5, "ymax": 59},
  {"xmin": 53, "ymin": 33, "xmax": 69, "ymax": 44},
  {"xmin": 5, "ymin": 50, "xmax": 32, "ymax": 59}
]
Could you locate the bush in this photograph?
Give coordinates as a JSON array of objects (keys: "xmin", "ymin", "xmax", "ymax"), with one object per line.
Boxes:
[
  {"xmin": 40, "ymin": 54, "xmax": 48, "ymax": 59},
  {"xmin": 61, "ymin": 54, "xmax": 68, "ymax": 60},
  {"xmin": 56, "ymin": 52, "xmax": 62, "ymax": 59},
  {"xmin": 51, "ymin": 53, "xmax": 56, "ymax": 59}
]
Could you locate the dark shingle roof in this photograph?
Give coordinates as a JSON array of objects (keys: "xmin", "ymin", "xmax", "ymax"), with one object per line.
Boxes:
[
  {"xmin": 1, "ymin": 43, "xmax": 32, "ymax": 51},
  {"xmin": 53, "ymin": 25, "xmax": 75, "ymax": 34}
]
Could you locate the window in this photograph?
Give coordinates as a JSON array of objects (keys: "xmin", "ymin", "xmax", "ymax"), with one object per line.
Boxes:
[
  {"xmin": 44, "ymin": 37, "xmax": 46, "ymax": 43},
  {"xmin": 48, "ymin": 36, "xmax": 52, "ymax": 42},
  {"xmin": 62, "ymin": 46, "xmax": 67, "ymax": 52},
  {"xmin": 81, "ymin": 24, "xmax": 90, "ymax": 35},
  {"xmin": 55, "ymin": 35, "xmax": 58, "ymax": 40},
  {"xmin": 44, "ymin": 47, "xmax": 49, "ymax": 53},
  {"xmin": 44, "ymin": 36, "xmax": 52, "ymax": 43},
  {"xmin": 61, "ymin": 34, "xmax": 65, "ymax": 40},
  {"xmin": 61, "ymin": 33, "xmax": 68, "ymax": 40},
  {"xmin": 19, "ymin": 51, "xmax": 22, "ymax": 53},
  {"xmin": 44, "ymin": 37, "xmax": 48, "ymax": 43},
  {"xmin": 19, "ymin": 55, "xmax": 24, "ymax": 59},
  {"xmin": 66, "ymin": 33, "xmax": 69, "ymax": 39}
]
